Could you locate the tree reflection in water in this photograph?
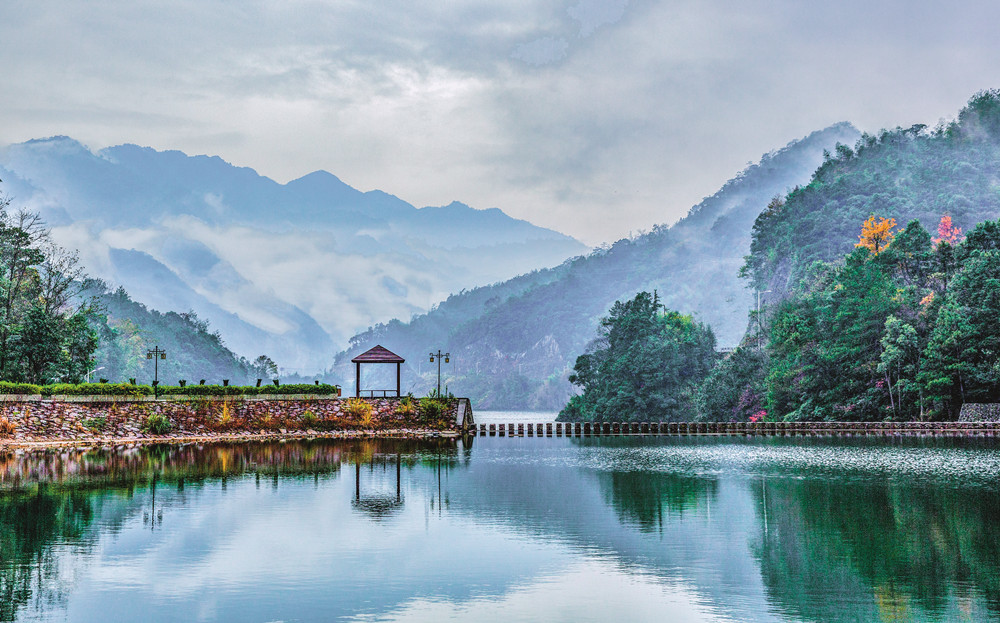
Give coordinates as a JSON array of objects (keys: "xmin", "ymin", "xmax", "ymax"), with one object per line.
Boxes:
[
  {"xmin": 599, "ymin": 470, "xmax": 718, "ymax": 532},
  {"xmin": 754, "ymin": 476, "xmax": 1000, "ymax": 622}
]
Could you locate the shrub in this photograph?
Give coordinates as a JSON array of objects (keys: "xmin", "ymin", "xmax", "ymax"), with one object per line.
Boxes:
[
  {"xmin": 159, "ymin": 384, "xmax": 248, "ymax": 397},
  {"xmin": 8, "ymin": 382, "xmax": 342, "ymax": 399},
  {"xmin": 395, "ymin": 396, "xmax": 417, "ymax": 416},
  {"xmin": 251, "ymin": 413, "xmax": 282, "ymax": 431},
  {"xmin": 142, "ymin": 413, "xmax": 172, "ymax": 435},
  {"xmin": 302, "ymin": 410, "xmax": 318, "ymax": 428},
  {"xmin": 81, "ymin": 416, "xmax": 107, "ymax": 432},
  {"xmin": 419, "ymin": 397, "xmax": 447, "ymax": 421},
  {"xmin": 43, "ymin": 383, "xmax": 153, "ymax": 397},
  {"xmin": 264, "ymin": 383, "xmax": 340, "ymax": 395},
  {"xmin": 0, "ymin": 416, "xmax": 16, "ymax": 436},
  {"xmin": 158, "ymin": 383, "xmax": 341, "ymax": 397},
  {"xmin": 344, "ymin": 398, "xmax": 374, "ymax": 425},
  {"xmin": 210, "ymin": 399, "xmax": 238, "ymax": 431}
]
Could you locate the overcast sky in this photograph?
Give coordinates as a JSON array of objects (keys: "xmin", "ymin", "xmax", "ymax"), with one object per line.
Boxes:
[{"xmin": 3, "ymin": 0, "xmax": 1000, "ymax": 245}]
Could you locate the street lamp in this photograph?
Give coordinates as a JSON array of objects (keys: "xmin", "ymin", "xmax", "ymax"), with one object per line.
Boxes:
[
  {"xmin": 429, "ymin": 350, "xmax": 450, "ymax": 398},
  {"xmin": 87, "ymin": 366, "xmax": 105, "ymax": 384},
  {"xmin": 147, "ymin": 346, "xmax": 167, "ymax": 397}
]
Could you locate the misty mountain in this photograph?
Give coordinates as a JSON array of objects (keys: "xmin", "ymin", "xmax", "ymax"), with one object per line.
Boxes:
[
  {"xmin": 338, "ymin": 123, "xmax": 860, "ymax": 408},
  {"xmin": 0, "ymin": 138, "xmax": 587, "ymax": 372},
  {"xmin": 744, "ymin": 91, "xmax": 1000, "ymax": 299}
]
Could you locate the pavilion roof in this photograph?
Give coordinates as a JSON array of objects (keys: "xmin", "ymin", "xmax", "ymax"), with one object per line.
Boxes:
[{"xmin": 351, "ymin": 345, "xmax": 405, "ymax": 363}]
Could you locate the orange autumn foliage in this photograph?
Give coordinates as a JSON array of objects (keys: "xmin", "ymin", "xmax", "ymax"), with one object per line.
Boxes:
[
  {"xmin": 933, "ymin": 215, "xmax": 963, "ymax": 246},
  {"xmin": 856, "ymin": 216, "xmax": 897, "ymax": 255}
]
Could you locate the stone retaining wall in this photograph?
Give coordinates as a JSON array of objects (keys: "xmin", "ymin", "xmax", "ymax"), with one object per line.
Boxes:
[
  {"xmin": 959, "ymin": 404, "xmax": 1000, "ymax": 422},
  {"xmin": 0, "ymin": 397, "xmax": 462, "ymax": 442}
]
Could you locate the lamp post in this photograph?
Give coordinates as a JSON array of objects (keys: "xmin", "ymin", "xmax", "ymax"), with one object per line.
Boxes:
[
  {"xmin": 429, "ymin": 350, "xmax": 450, "ymax": 398},
  {"xmin": 147, "ymin": 346, "xmax": 167, "ymax": 397},
  {"xmin": 86, "ymin": 366, "xmax": 105, "ymax": 384}
]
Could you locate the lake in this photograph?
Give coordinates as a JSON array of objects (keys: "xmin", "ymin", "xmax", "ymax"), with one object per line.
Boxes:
[{"xmin": 1, "ymin": 433, "xmax": 998, "ymax": 622}]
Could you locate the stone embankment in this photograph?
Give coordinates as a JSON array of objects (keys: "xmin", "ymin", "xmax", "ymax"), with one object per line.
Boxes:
[
  {"xmin": 959, "ymin": 403, "xmax": 1000, "ymax": 422},
  {"xmin": 0, "ymin": 396, "xmax": 471, "ymax": 448}
]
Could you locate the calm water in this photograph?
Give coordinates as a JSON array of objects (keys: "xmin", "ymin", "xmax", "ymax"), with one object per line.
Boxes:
[{"xmin": 1, "ymin": 435, "xmax": 998, "ymax": 622}]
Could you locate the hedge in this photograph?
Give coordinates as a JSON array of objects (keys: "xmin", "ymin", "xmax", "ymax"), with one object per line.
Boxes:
[
  {"xmin": 0, "ymin": 382, "xmax": 155, "ymax": 397},
  {"xmin": 0, "ymin": 382, "xmax": 43, "ymax": 395},
  {"xmin": 0, "ymin": 382, "xmax": 340, "ymax": 397},
  {"xmin": 157, "ymin": 383, "xmax": 341, "ymax": 396}
]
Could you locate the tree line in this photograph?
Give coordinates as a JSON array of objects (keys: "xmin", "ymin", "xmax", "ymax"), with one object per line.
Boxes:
[
  {"xmin": 561, "ymin": 215, "xmax": 1000, "ymax": 423},
  {"xmin": 561, "ymin": 91, "xmax": 1000, "ymax": 423}
]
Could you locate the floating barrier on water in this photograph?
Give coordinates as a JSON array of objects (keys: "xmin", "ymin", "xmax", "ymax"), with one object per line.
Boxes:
[{"xmin": 474, "ymin": 421, "xmax": 999, "ymax": 437}]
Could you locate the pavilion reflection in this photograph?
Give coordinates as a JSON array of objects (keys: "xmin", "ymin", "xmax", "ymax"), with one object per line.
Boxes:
[{"xmin": 352, "ymin": 453, "xmax": 404, "ymax": 519}]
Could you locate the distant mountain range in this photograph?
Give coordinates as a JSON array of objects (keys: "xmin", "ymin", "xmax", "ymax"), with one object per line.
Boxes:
[
  {"xmin": 337, "ymin": 123, "xmax": 861, "ymax": 408},
  {"xmin": 0, "ymin": 137, "xmax": 587, "ymax": 371}
]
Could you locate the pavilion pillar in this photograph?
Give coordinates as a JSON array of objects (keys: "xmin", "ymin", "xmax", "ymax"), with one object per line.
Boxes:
[
  {"xmin": 356, "ymin": 361, "xmax": 361, "ymax": 397},
  {"xmin": 396, "ymin": 362, "xmax": 401, "ymax": 397}
]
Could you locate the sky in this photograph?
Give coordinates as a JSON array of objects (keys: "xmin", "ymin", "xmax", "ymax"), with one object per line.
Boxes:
[{"xmin": 3, "ymin": 1, "xmax": 1000, "ymax": 245}]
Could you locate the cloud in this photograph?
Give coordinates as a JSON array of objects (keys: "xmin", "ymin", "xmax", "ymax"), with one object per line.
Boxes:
[
  {"xmin": 568, "ymin": 0, "xmax": 629, "ymax": 37},
  {"xmin": 511, "ymin": 37, "xmax": 569, "ymax": 66},
  {"xmin": 3, "ymin": 0, "xmax": 1000, "ymax": 245}
]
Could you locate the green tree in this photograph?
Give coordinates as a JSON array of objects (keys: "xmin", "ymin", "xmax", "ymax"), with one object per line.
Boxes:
[
  {"xmin": 878, "ymin": 316, "xmax": 922, "ymax": 420},
  {"xmin": 695, "ymin": 346, "xmax": 768, "ymax": 422},
  {"xmin": 884, "ymin": 220, "xmax": 933, "ymax": 288},
  {"xmin": 560, "ymin": 292, "xmax": 717, "ymax": 422},
  {"xmin": 919, "ymin": 248, "xmax": 1000, "ymax": 417},
  {"xmin": 249, "ymin": 354, "xmax": 279, "ymax": 380}
]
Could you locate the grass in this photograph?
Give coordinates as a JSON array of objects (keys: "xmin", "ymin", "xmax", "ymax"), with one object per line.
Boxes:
[
  {"xmin": 81, "ymin": 416, "xmax": 107, "ymax": 432},
  {"xmin": 142, "ymin": 413, "xmax": 172, "ymax": 435}
]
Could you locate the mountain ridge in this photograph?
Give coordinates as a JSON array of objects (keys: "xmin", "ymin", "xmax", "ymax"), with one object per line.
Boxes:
[
  {"xmin": 0, "ymin": 136, "xmax": 587, "ymax": 372},
  {"xmin": 336, "ymin": 122, "xmax": 861, "ymax": 407}
]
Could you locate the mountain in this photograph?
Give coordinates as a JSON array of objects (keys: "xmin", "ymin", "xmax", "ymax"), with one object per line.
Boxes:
[
  {"xmin": 83, "ymin": 280, "xmax": 253, "ymax": 386},
  {"xmin": 337, "ymin": 123, "xmax": 861, "ymax": 408},
  {"xmin": 733, "ymin": 90, "xmax": 1000, "ymax": 422},
  {"xmin": 743, "ymin": 90, "xmax": 1000, "ymax": 298},
  {"xmin": 0, "ymin": 138, "xmax": 587, "ymax": 372}
]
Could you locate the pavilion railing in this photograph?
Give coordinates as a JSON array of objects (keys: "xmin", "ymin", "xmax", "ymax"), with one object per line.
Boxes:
[{"xmin": 358, "ymin": 389, "xmax": 400, "ymax": 398}]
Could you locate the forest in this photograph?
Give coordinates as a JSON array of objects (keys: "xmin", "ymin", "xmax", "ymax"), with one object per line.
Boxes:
[{"xmin": 562, "ymin": 91, "xmax": 1000, "ymax": 423}]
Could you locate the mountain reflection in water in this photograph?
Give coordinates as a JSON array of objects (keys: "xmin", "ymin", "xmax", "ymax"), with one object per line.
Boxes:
[{"xmin": 0, "ymin": 436, "xmax": 998, "ymax": 622}]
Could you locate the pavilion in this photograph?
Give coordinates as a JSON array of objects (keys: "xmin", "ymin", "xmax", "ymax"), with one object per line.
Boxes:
[{"xmin": 351, "ymin": 345, "xmax": 405, "ymax": 397}]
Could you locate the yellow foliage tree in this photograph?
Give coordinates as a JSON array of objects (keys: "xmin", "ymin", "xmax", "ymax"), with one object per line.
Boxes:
[{"xmin": 856, "ymin": 216, "xmax": 897, "ymax": 255}]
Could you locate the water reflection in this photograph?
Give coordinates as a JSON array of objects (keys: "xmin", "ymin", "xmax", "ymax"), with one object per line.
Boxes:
[
  {"xmin": 600, "ymin": 470, "xmax": 718, "ymax": 531},
  {"xmin": 0, "ymin": 437, "xmax": 997, "ymax": 622},
  {"xmin": 353, "ymin": 454, "xmax": 404, "ymax": 519},
  {"xmin": 0, "ymin": 486, "xmax": 96, "ymax": 621},
  {"xmin": 755, "ymin": 476, "xmax": 1000, "ymax": 622}
]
